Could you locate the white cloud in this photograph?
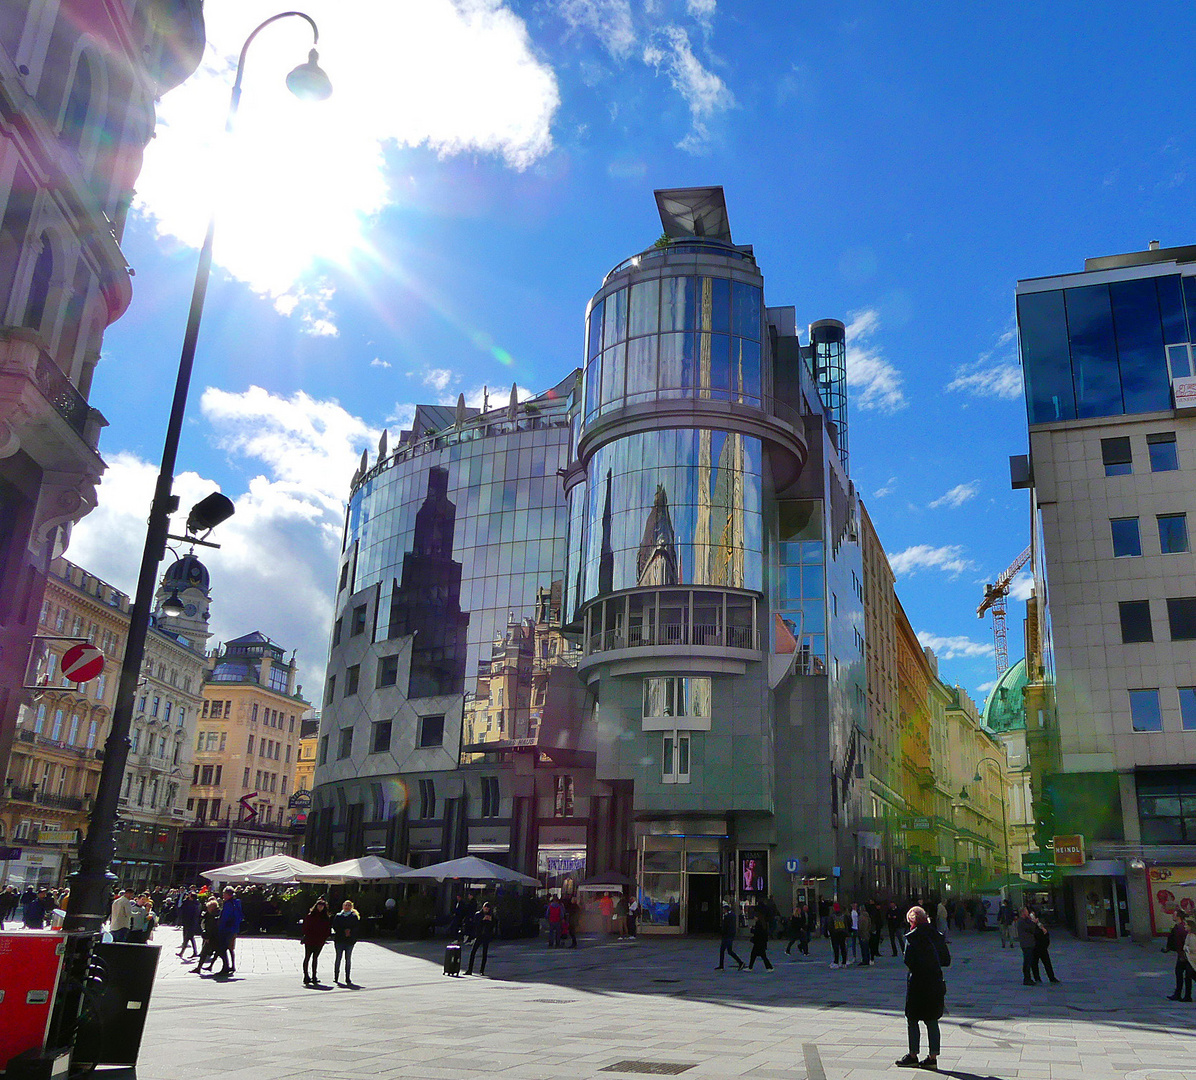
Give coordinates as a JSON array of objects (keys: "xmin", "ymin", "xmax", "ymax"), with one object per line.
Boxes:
[
  {"xmin": 975, "ymin": 679, "xmax": 998, "ymax": 696},
  {"xmin": 845, "ymin": 307, "xmax": 907, "ymax": 412},
  {"xmin": 1008, "ymin": 570, "xmax": 1034, "ymax": 602},
  {"xmin": 945, "ymin": 359, "xmax": 1023, "ymax": 400},
  {"xmin": 559, "ymin": 0, "xmax": 636, "ymax": 58},
  {"xmin": 917, "ymin": 631, "xmax": 995, "ymax": 661},
  {"xmin": 929, "ymin": 481, "xmax": 980, "ymax": 509},
  {"xmin": 422, "ymin": 368, "xmax": 455, "ymax": 393},
  {"xmin": 642, "ymin": 25, "xmax": 734, "ymax": 152},
  {"xmin": 887, "ymin": 544, "xmax": 976, "ymax": 578},
  {"xmin": 135, "ymin": 0, "xmax": 559, "ymax": 317},
  {"xmin": 370, "ymin": 358, "xmax": 391, "ymax": 369},
  {"xmin": 686, "ymin": 0, "xmax": 717, "ymax": 33},
  {"xmin": 874, "ymin": 476, "xmax": 897, "ymax": 498}
]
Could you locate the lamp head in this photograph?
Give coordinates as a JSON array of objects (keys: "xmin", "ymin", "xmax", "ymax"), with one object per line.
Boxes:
[
  {"xmin": 958, "ymin": 785, "xmax": 969, "ymax": 801},
  {"xmin": 973, "ymin": 771, "xmax": 983, "ymax": 784},
  {"xmin": 186, "ymin": 492, "xmax": 235, "ymax": 537},
  {"xmin": 286, "ymin": 48, "xmax": 332, "ymax": 101},
  {"xmin": 161, "ymin": 590, "xmax": 186, "ymax": 618}
]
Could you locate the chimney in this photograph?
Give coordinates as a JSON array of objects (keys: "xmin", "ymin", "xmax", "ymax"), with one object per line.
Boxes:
[{"xmin": 1149, "ymin": 240, "xmax": 1160, "ymax": 251}]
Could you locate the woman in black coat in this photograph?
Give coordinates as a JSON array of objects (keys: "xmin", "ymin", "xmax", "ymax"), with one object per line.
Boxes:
[{"xmin": 896, "ymin": 904, "xmax": 949, "ymax": 1070}]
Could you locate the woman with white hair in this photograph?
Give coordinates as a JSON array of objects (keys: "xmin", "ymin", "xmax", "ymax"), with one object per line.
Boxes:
[{"xmin": 895, "ymin": 904, "xmax": 950, "ymax": 1070}]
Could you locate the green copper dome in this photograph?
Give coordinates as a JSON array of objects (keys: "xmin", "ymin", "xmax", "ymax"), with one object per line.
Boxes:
[{"xmin": 981, "ymin": 657, "xmax": 1027, "ymax": 732}]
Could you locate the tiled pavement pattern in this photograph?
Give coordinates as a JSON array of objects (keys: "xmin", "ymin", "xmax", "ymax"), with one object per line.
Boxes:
[{"xmin": 120, "ymin": 928, "xmax": 1193, "ymax": 1080}]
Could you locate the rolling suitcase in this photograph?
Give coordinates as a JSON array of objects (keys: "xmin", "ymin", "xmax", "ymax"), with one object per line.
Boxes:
[{"xmin": 443, "ymin": 942, "xmax": 462, "ymax": 976}]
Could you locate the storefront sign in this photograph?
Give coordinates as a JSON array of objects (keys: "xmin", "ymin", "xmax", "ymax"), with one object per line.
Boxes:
[
  {"xmin": 1022, "ymin": 851, "xmax": 1054, "ymax": 874},
  {"xmin": 408, "ymin": 826, "xmax": 441, "ymax": 851},
  {"xmin": 287, "ymin": 789, "xmax": 312, "ymax": 810},
  {"xmin": 739, "ymin": 850, "xmax": 768, "ymax": 894},
  {"xmin": 1053, "ymin": 835, "xmax": 1085, "ymax": 867},
  {"xmin": 540, "ymin": 823, "xmax": 587, "ymax": 845},
  {"xmin": 935, "ymin": 865, "xmax": 951, "ymax": 873},
  {"xmin": 1146, "ymin": 865, "xmax": 1196, "ymax": 935},
  {"xmin": 909, "ymin": 817, "xmax": 931, "ymax": 831},
  {"xmin": 35, "ymin": 830, "xmax": 78, "ymax": 846}
]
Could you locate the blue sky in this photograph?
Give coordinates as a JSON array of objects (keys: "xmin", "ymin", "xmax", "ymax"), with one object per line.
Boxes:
[{"xmin": 69, "ymin": 0, "xmax": 1196, "ymax": 704}]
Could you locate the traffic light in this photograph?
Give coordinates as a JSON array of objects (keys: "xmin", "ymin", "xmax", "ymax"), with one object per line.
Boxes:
[{"xmin": 1033, "ymin": 787, "xmax": 1055, "ymax": 852}]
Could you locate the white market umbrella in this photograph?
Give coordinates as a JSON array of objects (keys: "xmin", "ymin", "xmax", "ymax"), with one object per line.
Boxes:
[
  {"xmin": 201, "ymin": 854, "xmax": 323, "ymax": 884},
  {"xmin": 296, "ymin": 855, "xmax": 413, "ymax": 884},
  {"xmin": 398, "ymin": 855, "xmax": 540, "ymax": 888}
]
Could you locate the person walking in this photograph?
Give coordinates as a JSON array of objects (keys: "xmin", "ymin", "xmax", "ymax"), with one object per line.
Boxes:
[
  {"xmin": 1016, "ymin": 907, "xmax": 1040, "ymax": 985},
  {"xmin": 868, "ymin": 901, "xmax": 884, "ymax": 961},
  {"xmin": 748, "ymin": 912, "xmax": 773, "ymax": 970},
  {"xmin": 997, "ymin": 899, "xmax": 1016, "ymax": 949},
  {"xmin": 109, "ymin": 887, "xmax": 136, "ymax": 942},
  {"xmin": 847, "ymin": 903, "xmax": 860, "ymax": 963},
  {"xmin": 563, "ymin": 894, "xmax": 580, "ymax": 948},
  {"xmin": 1031, "ymin": 911, "xmax": 1059, "ymax": 984},
  {"xmin": 1179, "ymin": 916, "xmax": 1196, "ymax": 1002},
  {"xmin": 827, "ymin": 903, "xmax": 849, "ymax": 969},
  {"xmin": 465, "ymin": 901, "xmax": 498, "ymax": 975},
  {"xmin": 887, "ymin": 902, "xmax": 903, "ymax": 956},
  {"xmin": 215, "ymin": 887, "xmax": 243, "ymax": 977},
  {"xmin": 784, "ymin": 906, "xmax": 808, "ymax": 957},
  {"xmin": 301, "ymin": 898, "xmax": 333, "ymax": 986},
  {"xmin": 546, "ymin": 895, "xmax": 564, "ymax": 947},
  {"xmin": 626, "ymin": 894, "xmax": 639, "ymax": 939},
  {"xmin": 23, "ymin": 889, "xmax": 48, "ymax": 930},
  {"xmin": 177, "ymin": 890, "xmax": 201, "ymax": 959},
  {"xmin": 1164, "ymin": 910, "xmax": 1190, "ymax": 1000},
  {"xmin": 614, "ymin": 892, "xmax": 629, "ymax": 938},
  {"xmin": 716, "ymin": 901, "xmax": 745, "ymax": 970},
  {"xmin": 331, "ymin": 900, "xmax": 361, "ymax": 986},
  {"xmin": 857, "ymin": 904, "xmax": 873, "ymax": 966},
  {"xmin": 936, "ymin": 899, "xmax": 949, "ymax": 941},
  {"xmin": 190, "ymin": 898, "xmax": 221, "ymax": 972},
  {"xmin": 895, "ymin": 905, "xmax": 949, "ymax": 1070}
]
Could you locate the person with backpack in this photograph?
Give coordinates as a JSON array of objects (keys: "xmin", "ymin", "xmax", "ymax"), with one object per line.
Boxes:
[
  {"xmin": 827, "ymin": 903, "xmax": 849, "ymax": 968},
  {"xmin": 895, "ymin": 904, "xmax": 949, "ymax": 1070}
]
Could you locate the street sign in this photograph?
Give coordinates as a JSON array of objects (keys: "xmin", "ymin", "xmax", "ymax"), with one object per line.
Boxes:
[
  {"xmin": 935, "ymin": 865, "xmax": 951, "ymax": 873},
  {"xmin": 238, "ymin": 792, "xmax": 259, "ymax": 820},
  {"xmin": 1022, "ymin": 851, "xmax": 1054, "ymax": 874},
  {"xmin": 832, "ymin": 866, "xmax": 841, "ymax": 877},
  {"xmin": 910, "ymin": 816, "xmax": 932, "ymax": 831},
  {"xmin": 785, "ymin": 858, "xmax": 800, "ymax": 873},
  {"xmin": 61, "ymin": 642, "xmax": 104, "ymax": 682}
]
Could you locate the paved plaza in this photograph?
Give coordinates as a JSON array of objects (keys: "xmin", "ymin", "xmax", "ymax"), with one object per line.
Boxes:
[{"xmin": 117, "ymin": 928, "xmax": 1192, "ymax": 1080}]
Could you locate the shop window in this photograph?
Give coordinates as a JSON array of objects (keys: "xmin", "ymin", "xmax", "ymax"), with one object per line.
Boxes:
[
  {"xmin": 1129, "ymin": 689, "xmax": 1163, "ymax": 732},
  {"xmin": 1111, "ymin": 517, "xmax": 1141, "ymax": 557},
  {"xmin": 1148, "ymin": 432, "xmax": 1179, "ymax": 472},
  {"xmin": 1101, "ymin": 437, "xmax": 1132, "ymax": 476},
  {"xmin": 1119, "ymin": 600, "xmax": 1153, "ymax": 644},
  {"xmin": 1158, "ymin": 514, "xmax": 1189, "ymax": 554},
  {"xmin": 419, "ymin": 714, "xmax": 444, "ymax": 748},
  {"xmin": 371, "ymin": 720, "xmax": 391, "ymax": 754},
  {"xmin": 662, "ymin": 732, "xmax": 691, "ymax": 784}
]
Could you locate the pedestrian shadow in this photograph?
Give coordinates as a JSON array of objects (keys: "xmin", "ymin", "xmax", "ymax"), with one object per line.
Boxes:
[{"xmin": 936, "ymin": 1072, "xmax": 1006, "ymax": 1080}]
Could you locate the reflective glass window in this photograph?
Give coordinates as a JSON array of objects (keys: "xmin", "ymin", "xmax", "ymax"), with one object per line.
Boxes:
[
  {"xmin": 1111, "ymin": 278, "xmax": 1170, "ymax": 414},
  {"xmin": 1129, "ymin": 689, "xmax": 1163, "ymax": 732},
  {"xmin": 704, "ymin": 334, "xmax": 732, "ymax": 400},
  {"xmin": 600, "ymin": 342, "xmax": 626, "ymax": 412},
  {"xmin": 1159, "ymin": 513, "xmax": 1190, "ymax": 554},
  {"xmin": 603, "ymin": 288, "xmax": 627, "ymax": 348},
  {"xmin": 625, "ymin": 336, "xmax": 658, "ymax": 405},
  {"xmin": 707, "ymin": 276, "xmax": 731, "ymax": 334},
  {"xmin": 1018, "ymin": 290, "xmax": 1074, "ymax": 423},
  {"xmin": 1148, "ymin": 432, "xmax": 1178, "ymax": 472},
  {"xmin": 1065, "ymin": 285, "xmax": 1122, "ymax": 418},
  {"xmin": 1101, "ymin": 436, "xmax": 1132, "ymax": 476},
  {"xmin": 587, "ymin": 302, "xmax": 602, "ymax": 361},
  {"xmin": 1184, "ymin": 276, "xmax": 1196, "ymax": 340},
  {"xmin": 734, "ymin": 338, "xmax": 762, "ymax": 404},
  {"xmin": 732, "ymin": 281, "xmax": 762, "ymax": 340},
  {"xmin": 1180, "ymin": 688, "xmax": 1196, "ymax": 731},
  {"xmin": 1110, "ymin": 517, "xmax": 1141, "ymax": 557},
  {"xmin": 629, "ymin": 279, "xmax": 659, "ymax": 337},
  {"xmin": 660, "ymin": 276, "xmax": 697, "ymax": 332},
  {"xmin": 584, "ymin": 357, "xmax": 600, "ymax": 419},
  {"xmin": 657, "ymin": 332, "xmax": 697, "ymax": 395},
  {"xmin": 1158, "ymin": 274, "xmax": 1189, "ymax": 345}
]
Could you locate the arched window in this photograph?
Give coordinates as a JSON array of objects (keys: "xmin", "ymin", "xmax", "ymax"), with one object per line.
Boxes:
[
  {"xmin": 23, "ymin": 233, "xmax": 52, "ymax": 330},
  {"xmin": 61, "ymin": 54, "xmax": 92, "ymax": 152}
]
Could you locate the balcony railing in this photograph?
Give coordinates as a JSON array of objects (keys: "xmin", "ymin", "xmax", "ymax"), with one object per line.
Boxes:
[
  {"xmin": 8, "ymin": 786, "xmax": 85, "ymax": 811},
  {"xmin": 587, "ymin": 622, "xmax": 758, "ymax": 654},
  {"xmin": 0, "ymin": 329, "xmax": 94, "ymax": 443}
]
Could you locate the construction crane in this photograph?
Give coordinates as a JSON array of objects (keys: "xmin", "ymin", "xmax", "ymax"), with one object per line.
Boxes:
[{"xmin": 977, "ymin": 546, "xmax": 1032, "ymax": 676}]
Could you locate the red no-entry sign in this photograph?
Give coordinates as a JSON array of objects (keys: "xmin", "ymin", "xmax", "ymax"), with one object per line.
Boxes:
[{"xmin": 61, "ymin": 642, "xmax": 105, "ymax": 682}]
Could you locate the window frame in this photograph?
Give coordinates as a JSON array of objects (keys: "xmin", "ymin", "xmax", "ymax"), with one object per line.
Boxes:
[
  {"xmin": 1128, "ymin": 688, "xmax": 1164, "ymax": 732},
  {"xmin": 1148, "ymin": 432, "xmax": 1179, "ymax": 472},
  {"xmin": 1110, "ymin": 517, "xmax": 1142, "ymax": 558},
  {"xmin": 1118, "ymin": 600, "xmax": 1153, "ymax": 644},
  {"xmin": 1158, "ymin": 513, "xmax": 1190, "ymax": 554},
  {"xmin": 1100, "ymin": 436, "xmax": 1132, "ymax": 476}
]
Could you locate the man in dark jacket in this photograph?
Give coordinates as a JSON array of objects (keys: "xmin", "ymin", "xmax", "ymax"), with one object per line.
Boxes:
[
  {"xmin": 23, "ymin": 889, "xmax": 48, "ymax": 929},
  {"xmin": 997, "ymin": 899, "xmax": 1016, "ymax": 948},
  {"xmin": 214, "ymin": 887, "xmax": 243, "ymax": 978},
  {"xmin": 1016, "ymin": 907, "xmax": 1040, "ymax": 985},
  {"xmin": 896, "ymin": 905, "xmax": 948, "ymax": 1070},
  {"xmin": 886, "ymin": 902, "xmax": 904, "ymax": 956},
  {"xmin": 1165, "ymin": 909, "xmax": 1190, "ymax": 1000},
  {"xmin": 716, "ymin": 902, "xmax": 745, "ymax": 970},
  {"xmin": 465, "ymin": 901, "xmax": 498, "ymax": 975}
]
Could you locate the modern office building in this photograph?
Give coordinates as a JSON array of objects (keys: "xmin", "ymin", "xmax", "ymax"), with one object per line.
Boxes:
[
  {"xmin": 1015, "ymin": 241, "xmax": 1196, "ymax": 938},
  {"xmin": 308, "ymin": 376, "xmax": 589, "ymax": 876},
  {"xmin": 560, "ymin": 187, "xmax": 867, "ymax": 931},
  {"xmin": 0, "ymin": 1, "xmax": 204, "ymax": 801}
]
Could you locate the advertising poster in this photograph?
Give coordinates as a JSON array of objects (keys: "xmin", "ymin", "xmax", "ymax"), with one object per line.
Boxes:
[
  {"xmin": 1146, "ymin": 866, "xmax": 1196, "ymax": 935},
  {"xmin": 739, "ymin": 850, "xmax": 768, "ymax": 894}
]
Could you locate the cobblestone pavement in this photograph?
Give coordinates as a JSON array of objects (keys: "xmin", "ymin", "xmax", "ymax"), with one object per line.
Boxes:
[{"xmin": 118, "ymin": 927, "xmax": 1192, "ymax": 1080}]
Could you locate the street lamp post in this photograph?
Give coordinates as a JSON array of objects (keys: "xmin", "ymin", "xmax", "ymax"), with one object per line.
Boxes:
[
  {"xmin": 64, "ymin": 12, "xmax": 331, "ymax": 934},
  {"xmin": 972, "ymin": 755, "xmax": 1010, "ymax": 899}
]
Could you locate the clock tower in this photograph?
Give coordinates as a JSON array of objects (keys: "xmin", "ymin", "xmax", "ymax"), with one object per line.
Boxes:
[{"xmin": 154, "ymin": 553, "xmax": 212, "ymax": 651}]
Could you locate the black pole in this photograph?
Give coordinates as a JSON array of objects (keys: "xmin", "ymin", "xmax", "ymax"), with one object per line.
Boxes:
[{"xmin": 63, "ymin": 10, "xmax": 321, "ymax": 934}]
